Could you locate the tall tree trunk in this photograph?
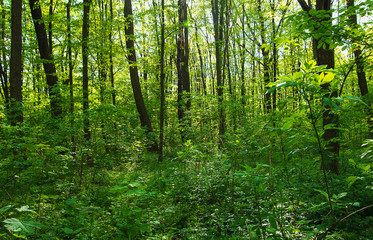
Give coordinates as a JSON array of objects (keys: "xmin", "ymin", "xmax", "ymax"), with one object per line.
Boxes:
[
  {"xmin": 240, "ymin": 5, "xmax": 246, "ymax": 107},
  {"xmin": 158, "ymin": 0, "xmax": 165, "ymax": 162},
  {"xmin": 109, "ymin": 0, "xmax": 115, "ymax": 105},
  {"xmin": 0, "ymin": 0, "xmax": 9, "ymax": 113},
  {"xmin": 82, "ymin": 0, "xmax": 91, "ymax": 142},
  {"xmin": 124, "ymin": 0, "xmax": 157, "ymax": 151},
  {"xmin": 270, "ymin": 0, "xmax": 277, "ymax": 111},
  {"xmin": 67, "ymin": 0, "xmax": 75, "ymax": 152},
  {"xmin": 177, "ymin": 0, "xmax": 191, "ymax": 141},
  {"xmin": 29, "ymin": 0, "xmax": 62, "ymax": 118},
  {"xmin": 212, "ymin": 0, "xmax": 226, "ymax": 144},
  {"xmin": 49, "ymin": 0, "xmax": 53, "ymax": 52},
  {"xmin": 258, "ymin": 0, "xmax": 271, "ymax": 114},
  {"xmin": 346, "ymin": 0, "xmax": 372, "ymax": 137},
  {"xmin": 195, "ymin": 25, "xmax": 207, "ymax": 96},
  {"xmin": 298, "ymin": 0, "xmax": 339, "ymax": 174},
  {"xmin": 9, "ymin": 0, "xmax": 23, "ymax": 125}
]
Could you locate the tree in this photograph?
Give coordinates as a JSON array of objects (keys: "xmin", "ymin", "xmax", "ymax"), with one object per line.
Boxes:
[
  {"xmin": 346, "ymin": 0, "xmax": 372, "ymax": 137},
  {"xmin": 82, "ymin": 0, "xmax": 91, "ymax": 141},
  {"xmin": 29, "ymin": 0, "xmax": 62, "ymax": 118},
  {"xmin": 297, "ymin": 0, "xmax": 339, "ymax": 174},
  {"xmin": 124, "ymin": 0, "xmax": 157, "ymax": 151},
  {"xmin": 211, "ymin": 0, "xmax": 226, "ymax": 143},
  {"xmin": 177, "ymin": 0, "xmax": 191, "ymax": 141},
  {"xmin": 9, "ymin": 0, "xmax": 23, "ymax": 125},
  {"xmin": 0, "ymin": 0, "xmax": 9, "ymax": 115},
  {"xmin": 158, "ymin": 0, "xmax": 165, "ymax": 162}
]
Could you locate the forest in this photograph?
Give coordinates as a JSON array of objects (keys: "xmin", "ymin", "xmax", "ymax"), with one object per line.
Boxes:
[{"xmin": 0, "ymin": 0, "xmax": 372, "ymax": 239}]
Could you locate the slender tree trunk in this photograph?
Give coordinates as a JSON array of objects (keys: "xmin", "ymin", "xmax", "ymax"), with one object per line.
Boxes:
[
  {"xmin": 346, "ymin": 0, "xmax": 372, "ymax": 137},
  {"xmin": 82, "ymin": 0, "xmax": 91, "ymax": 142},
  {"xmin": 124, "ymin": 0, "xmax": 158, "ymax": 151},
  {"xmin": 177, "ymin": 0, "xmax": 191, "ymax": 141},
  {"xmin": 270, "ymin": 0, "xmax": 277, "ymax": 111},
  {"xmin": 29, "ymin": 0, "xmax": 62, "ymax": 118},
  {"xmin": 258, "ymin": 0, "xmax": 271, "ymax": 114},
  {"xmin": 109, "ymin": 0, "xmax": 115, "ymax": 105},
  {"xmin": 158, "ymin": 0, "xmax": 165, "ymax": 162},
  {"xmin": 67, "ymin": 0, "xmax": 75, "ymax": 153},
  {"xmin": 9, "ymin": 0, "xmax": 23, "ymax": 125},
  {"xmin": 49, "ymin": 0, "xmax": 53, "ymax": 52},
  {"xmin": 0, "ymin": 0, "xmax": 9, "ymax": 113},
  {"xmin": 240, "ymin": 5, "xmax": 246, "ymax": 107},
  {"xmin": 195, "ymin": 25, "xmax": 207, "ymax": 96},
  {"xmin": 212, "ymin": 0, "xmax": 226, "ymax": 144}
]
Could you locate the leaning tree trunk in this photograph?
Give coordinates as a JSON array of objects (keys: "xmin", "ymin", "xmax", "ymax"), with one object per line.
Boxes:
[
  {"xmin": 124, "ymin": 0, "xmax": 157, "ymax": 152},
  {"xmin": 29, "ymin": 0, "xmax": 62, "ymax": 118}
]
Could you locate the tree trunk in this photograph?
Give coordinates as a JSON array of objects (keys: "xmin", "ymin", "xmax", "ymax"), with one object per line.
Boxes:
[
  {"xmin": 158, "ymin": 0, "xmax": 165, "ymax": 162},
  {"xmin": 109, "ymin": 0, "xmax": 115, "ymax": 105},
  {"xmin": 49, "ymin": 0, "xmax": 53, "ymax": 53},
  {"xmin": 258, "ymin": 0, "xmax": 271, "ymax": 114},
  {"xmin": 177, "ymin": 0, "xmax": 191, "ymax": 141},
  {"xmin": 212, "ymin": 0, "xmax": 226, "ymax": 144},
  {"xmin": 346, "ymin": 0, "xmax": 372, "ymax": 137},
  {"xmin": 9, "ymin": 0, "xmax": 23, "ymax": 125},
  {"xmin": 124, "ymin": 0, "xmax": 157, "ymax": 151},
  {"xmin": 0, "ymin": 0, "xmax": 9, "ymax": 114},
  {"xmin": 297, "ymin": 0, "xmax": 339, "ymax": 174},
  {"xmin": 82, "ymin": 0, "xmax": 91, "ymax": 142},
  {"xmin": 29, "ymin": 0, "xmax": 62, "ymax": 118}
]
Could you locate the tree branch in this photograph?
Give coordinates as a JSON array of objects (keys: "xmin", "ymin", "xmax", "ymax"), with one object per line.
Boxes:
[{"xmin": 297, "ymin": 0, "xmax": 311, "ymax": 12}]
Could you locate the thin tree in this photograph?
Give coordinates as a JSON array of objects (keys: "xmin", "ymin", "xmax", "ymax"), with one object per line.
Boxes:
[
  {"xmin": 0, "ymin": 0, "xmax": 9, "ymax": 115},
  {"xmin": 124, "ymin": 0, "xmax": 158, "ymax": 151},
  {"xmin": 211, "ymin": 0, "xmax": 226, "ymax": 143},
  {"xmin": 29, "ymin": 0, "xmax": 62, "ymax": 118},
  {"xmin": 9, "ymin": 0, "xmax": 23, "ymax": 125},
  {"xmin": 346, "ymin": 0, "xmax": 372, "ymax": 137},
  {"xmin": 82, "ymin": 0, "xmax": 91, "ymax": 142},
  {"xmin": 158, "ymin": 0, "xmax": 165, "ymax": 162},
  {"xmin": 109, "ymin": 0, "xmax": 115, "ymax": 105},
  {"xmin": 176, "ymin": 0, "xmax": 191, "ymax": 141}
]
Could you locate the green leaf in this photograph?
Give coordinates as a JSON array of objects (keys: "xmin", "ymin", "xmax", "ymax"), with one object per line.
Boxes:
[
  {"xmin": 314, "ymin": 189, "xmax": 329, "ymax": 200},
  {"xmin": 3, "ymin": 218, "xmax": 44, "ymax": 234},
  {"xmin": 334, "ymin": 192, "xmax": 348, "ymax": 200},
  {"xmin": 0, "ymin": 205, "xmax": 12, "ymax": 215},
  {"xmin": 62, "ymin": 227, "xmax": 74, "ymax": 234},
  {"xmin": 16, "ymin": 206, "xmax": 36, "ymax": 214},
  {"xmin": 345, "ymin": 95, "xmax": 369, "ymax": 107},
  {"xmin": 347, "ymin": 176, "xmax": 358, "ymax": 188},
  {"xmin": 266, "ymin": 86, "xmax": 277, "ymax": 94}
]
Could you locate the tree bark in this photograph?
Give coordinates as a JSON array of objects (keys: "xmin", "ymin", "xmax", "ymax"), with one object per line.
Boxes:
[
  {"xmin": 258, "ymin": 0, "xmax": 271, "ymax": 114},
  {"xmin": 346, "ymin": 0, "xmax": 372, "ymax": 137},
  {"xmin": 9, "ymin": 0, "xmax": 23, "ymax": 125},
  {"xmin": 177, "ymin": 0, "xmax": 191, "ymax": 141},
  {"xmin": 212, "ymin": 0, "xmax": 226, "ymax": 144},
  {"xmin": 124, "ymin": 0, "xmax": 157, "ymax": 151},
  {"xmin": 82, "ymin": 0, "xmax": 91, "ymax": 142},
  {"xmin": 298, "ymin": 0, "xmax": 339, "ymax": 174},
  {"xmin": 29, "ymin": 0, "xmax": 62, "ymax": 118},
  {"xmin": 109, "ymin": 0, "xmax": 115, "ymax": 105},
  {"xmin": 0, "ymin": 0, "xmax": 9, "ymax": 114},
  {"xmin": 158, "ymin": 0, "xmax": 165, "ymax": 162}
]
